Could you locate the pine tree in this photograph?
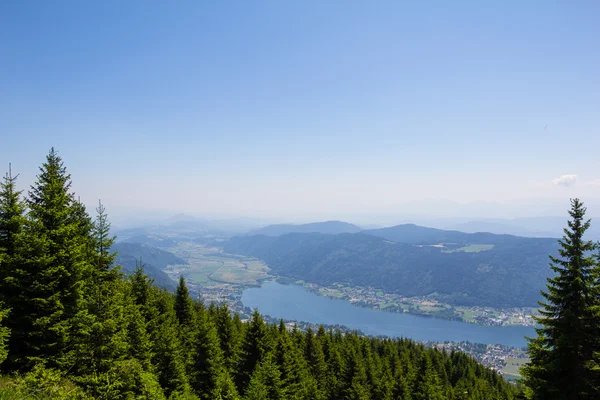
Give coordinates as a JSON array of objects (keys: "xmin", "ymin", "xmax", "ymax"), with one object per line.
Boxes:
[
  {"xmin": 6, "ymin": 149, "xmax": 91, "ymax": 370},
  {"xmin": 237, "ymin": 310, "xmax": 271, "ymax": 393},
  {"xmin": 0, "ymin": 164, "xmax": 26, "ymax": 302},
  {"xmin": 590, "ymin": 245, "xmax": 600, "ymax": 390},
  {"xmin": 131, "ymin": 260, "xmax": 153, "ymax": 308},
  {"xmin": 175, "ymin": 276, "xmax": 195, "ymax": 327},
  {"xmin": 0, "ymin": 304, "xmax": 10, "ymax": 366},
  {"xmin": 0, "ymin": 164, "xmax": 24, "ymax": 371},
  {"xmin": 245, "ymin": 353, "xmax": 282, "ymax": 400},
  {"xmin": 214, "ymin": 303, "xmax": 242, "ymax": 374},
  {"xmin": 190, "ymin": 314, "xmax": 238, "ymax": 399},
  {"xmin": 125, "ymin": 300, "xmax": 154, "ymax": 370},
  {"xmin": 73, "ymin": 201, "xmax": 129, "ymax": 380},
  {"xmin": 91, "ymin": 200, "xmax": 119, "ymax": 281},
  {"xmin": 275, "ymin": 329, "xmax": 308, "ymax": 400},
  {"xmin": 151, "ymin": 289, "xmax": 190, "ymax": 398},
  {"xmin": 414, "ymin": 352, "xmax": 444, "ymax": 400},
  {"xmin": 304, "ymin": 327, "xmax": 327, "ymax": 390},
  {"xmin": 522, "ymin": 199, "xmax": 598, "ymax": 399},
  {"xmin": 174, "ymin": 275, "xmax": 197, "ymax": 373}
]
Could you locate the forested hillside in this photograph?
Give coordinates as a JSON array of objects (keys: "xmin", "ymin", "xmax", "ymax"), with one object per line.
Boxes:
[
  {"xmin": 0, "ymin": 150, "xmax": 519, "ymax": 399},
  {"xmin": 113, "ymin": 242, "xmax": 183, "ymax": 291},
  {"xmin": 363, "ymin": 223, "xmax": 559, "ymax": 247},
  {"xmin": 225, "ymin": 231, "xmax": 557, "ymax": 307}
]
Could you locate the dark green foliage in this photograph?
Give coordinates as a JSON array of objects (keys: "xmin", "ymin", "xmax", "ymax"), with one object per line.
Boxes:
[
  {"xmin": 5, "ymin": 149, "xmax": 92, "ymax": 370},
  {"xmin": 237, "ymin": 310, "xmax": 272, "ymax": 393},
  {"xmin": 214, "ymin": 303, "xmax": 243, "ymax": 373},
  {"xmin": 0, "ymin": 164, "xmax": 26, "ymax": 302},
  {"xmin": 224, "ymin": 229, "xmax": 560, "ymax": 307},
  {"xmin": 175, "ymin": 276, "xmax": 196, "ymax": 328},
  {"xmin": 150, "ymin": 290, "xmax": 190, "ymax": 398},
  {"xmin": 244, "ymin": 353, "xmax": 282, "ymax": 400},
  {"xmin": 0, "ymin": 306, "xmax": 9, "ymax": 366},
  {"xmin": 124, "ymin": 300, "xmax": 154, "ymax": 370},
  {"xmin": 92, "ymin": 200, "xmax": 119, "ymax": 280},
  {"xmin": 522, "ymin": 199, "xmax": 599, "ymax": 399},
  {"xmin": 190, "ymin": 314, "xmax": 238, "ymax": 399},
  {"xmin": 274, "ymin": 328, "xmax": 308, "ymax": 399}
]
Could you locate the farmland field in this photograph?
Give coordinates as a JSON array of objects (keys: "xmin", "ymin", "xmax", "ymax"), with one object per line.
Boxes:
[
  {"xmin": 444, "ymin": 244, "xmax": 495, "ymax": 253},
  {"xmin": 501, "ymin": 357, "xmax": 529, "ymax": 379},
  {"xmin": 163, "ymin": 242, "xmax": 273, "ymax": 287}
]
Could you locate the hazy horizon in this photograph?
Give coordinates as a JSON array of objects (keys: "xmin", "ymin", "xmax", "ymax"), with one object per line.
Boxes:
[{"xmin": 2, "ymin": 1, "xmax": 599, "ymax": 223}]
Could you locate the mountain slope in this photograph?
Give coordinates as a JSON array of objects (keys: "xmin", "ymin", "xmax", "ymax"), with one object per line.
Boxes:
[
  {"xmin": 224, "ymin": 231, "xmax": 559, "ymax": 307},
  {"xmin": 362, "ymin": 223, "xmax": 542, "ymax": 246},
  {"xmin": 112, "ymin": 242, "xmax": 184, "ymax": 291},
  {"xmin": 250, "ymin": 220, "xmax": 362, "ymax": 236}
]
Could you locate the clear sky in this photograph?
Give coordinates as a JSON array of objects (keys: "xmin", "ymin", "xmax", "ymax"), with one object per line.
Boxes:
[{"xmin": 1, "ymin": 1, "xmax": 599, "ymax": 221}]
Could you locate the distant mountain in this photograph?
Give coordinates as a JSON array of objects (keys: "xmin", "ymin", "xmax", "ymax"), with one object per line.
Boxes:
[
  {"xmin": 362, "ymin": 223, "xmax": 532, "ymax": 246},
  {"xmin": 250, "ymin": 221, "xmax": 362, "ymax": 236},
  {"xmin": 442, "ymin": 221, "xmax": 555, "ymax": 238},
  {"xmin": 112, "ymin": 242, "xmax": 185, "ymax": 291},
  {"xmin": 121, "ymin": 234, "xmax": 178, "ymax": 248},
  {"xmin": 224, "ymin": 228, "xmax": 559, "ymax": 307}
]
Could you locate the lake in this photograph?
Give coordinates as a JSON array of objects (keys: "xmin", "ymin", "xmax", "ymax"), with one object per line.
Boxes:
[{"xmin": 241, "ymin": 281, "xmax": 535, "ymax": 348}]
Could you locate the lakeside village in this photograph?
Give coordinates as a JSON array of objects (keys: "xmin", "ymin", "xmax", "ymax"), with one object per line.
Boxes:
[
  {"xmin": 298, "ymin": 281, "xmax": 538, "ymax": 327},
  {"xmin": 188, "ymin": 281, "xmax": 531, "ymax": 380}
]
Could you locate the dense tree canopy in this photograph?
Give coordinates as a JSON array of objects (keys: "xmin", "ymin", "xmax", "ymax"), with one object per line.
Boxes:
[{"xmin": 224, "ymin": 230, "xmax": 559, "ymax": 307}]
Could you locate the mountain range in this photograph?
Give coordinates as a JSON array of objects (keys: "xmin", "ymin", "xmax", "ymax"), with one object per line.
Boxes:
[{"xmin": 248, "ymin": 220, "xmax": 362, "ymax": 236}]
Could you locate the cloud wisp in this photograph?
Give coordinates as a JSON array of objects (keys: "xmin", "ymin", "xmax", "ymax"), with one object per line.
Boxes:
[{"xmin": 552, "ymin": 174, "xmax": 578, "ymax": 187}]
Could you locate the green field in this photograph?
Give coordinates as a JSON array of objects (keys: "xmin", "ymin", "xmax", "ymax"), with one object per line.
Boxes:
[
  {"xmin": 444, "ymin": 244, "xmax": 495, "ymax": 253},
  {"xmin": 501, "ymin": 357, "xmax": 529, "ymax": 379},
  {"xmin": 164, "ymin": 242, "xmax": 272, "ymax": 287}
]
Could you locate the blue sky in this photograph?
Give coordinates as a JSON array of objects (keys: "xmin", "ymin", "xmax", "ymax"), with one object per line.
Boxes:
[{"xmin": 1, "ymin": 1, "xmax": 599, "ymax": 221}]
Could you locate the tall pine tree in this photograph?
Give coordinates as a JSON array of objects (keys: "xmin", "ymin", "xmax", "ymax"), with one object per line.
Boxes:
[
  {"xmin": 522, "ymin": 198, "xmax": 598, "ymax": 399},
  {"xmin": 6, "ymin": 149, "xmax": 91, "ymax": 370},
  {"xmin": 0, "ymin": 164, "xmax": 26, "ymax": 301}
]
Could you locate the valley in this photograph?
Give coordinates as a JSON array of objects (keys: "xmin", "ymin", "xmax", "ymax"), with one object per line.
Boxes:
[{"xmin": 112, "ymin": 225, "xmax": 552, "ymax": 381}]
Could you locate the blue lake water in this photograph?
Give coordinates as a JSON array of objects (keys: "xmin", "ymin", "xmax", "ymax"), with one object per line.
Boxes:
[{"xmin": 241, "ymin": 281, "xmax": 535, "ymax": 348}]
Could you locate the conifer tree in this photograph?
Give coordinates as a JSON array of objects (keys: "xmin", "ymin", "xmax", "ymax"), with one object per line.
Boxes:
[
  {"xmin": 7, "ymin": 149, "xmax": 91, "ymax": 370},
  {"xmin": 245, "ymin": 353, "xmax": 282, "ymax": 400},
  {"xmin": 131, "ymin": 260, "xmax": 153, "ymax": 308},
  {"xmin": 125, "ymin": 300, "xmax": 154, "ymax": 370},
  {"xmin": 174, "ymin": 275, "xmax": 197, "ymax": 372},
  {"xmin": 414, "ymin": 352, "xmax": 444, "ymax": 400},
  {"xmin": 151, "ymin": 289, "xmax": 190, "ymax": 398},
  {"xmin": 0, "ymin": 164, "xmax": 26, "ymax": 303},
  {"xmin": 91, "ymin": 200, "xmax": 119, "ymax": 281},
  {"xmin": 275, "ymin": 329, "xmax": 308, "ymax": 399},
  {"xmin": 214, "ymin": 303, "xmax": 242, "ymax": 374},
  {"xmin": 304, "ymin": 327, "xmax": 327, "ymax": 389},
  {"xmin": 522, "ymin": 198, "xmax": 598, "ymax": 399},
  {"xmin": 0, "ymin": 305, "xmax": 10, "ymax": 366},
  {"xmin": 175, "ymin": 276, "xmax": 195, "ymax": 328},
  {"xmin": 237, "ymin": 310, "xmax": 271, "ymax": 393},
  {"xmin": 190, "ymin": 314, "xmax": 239, "ymax": 399},
  {"xmin": 74, "ymin": 201, "xmax": 128, "ymax": 379}
]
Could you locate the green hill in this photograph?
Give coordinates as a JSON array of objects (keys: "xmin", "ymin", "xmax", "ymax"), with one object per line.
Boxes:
[
  {"xmin": 224, "ymin": 230, "xmax": 559, "ymax": 307},
  {"xmin": 112, "ymin": 242, "xmax": 183, "ymax": 291}
]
